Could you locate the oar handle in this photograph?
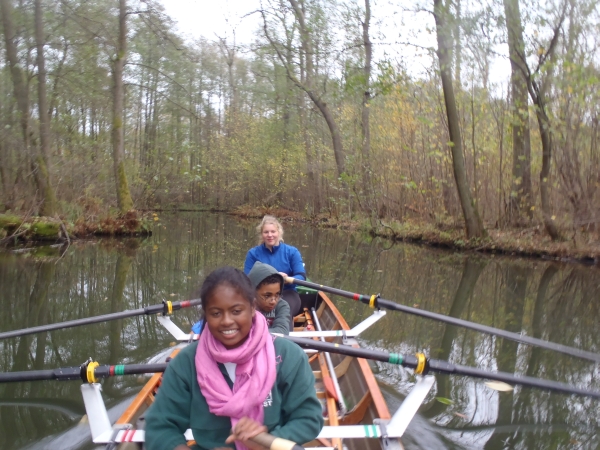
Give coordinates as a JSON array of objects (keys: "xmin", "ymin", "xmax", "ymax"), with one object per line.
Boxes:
[{"xmin": 251, "ymin": 433, "xmax": 305, "ymax": 450}]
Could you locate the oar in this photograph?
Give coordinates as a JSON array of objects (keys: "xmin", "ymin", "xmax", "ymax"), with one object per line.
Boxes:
[
  {"xmin": 302, "ymin": 309, "xmax": 337, "ymax": 400},
  {"xmin": 0, "ymin": 360, "xmax": 169, "ymax": 383},
  {"xmin": 0, "ymin": 299, "xmax": 201, "ymax": 340},
  {"xmin": 311, "ymin": 307, "xmax": 346, "ymax": 412},
  {"xmin": 286, "ymin": 278, "xmax": 600, "ymax": 364},
  {"xmin": 2, "ymin": 340, "xmax": 600, "ymax": 399},
  {"xmin": 283, "ymin": 335, "xmax": 600, "ymax": 399}
]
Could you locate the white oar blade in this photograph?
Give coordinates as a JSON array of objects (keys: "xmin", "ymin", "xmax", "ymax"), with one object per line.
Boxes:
[{"xmin": 484, "ymin": 381, "xmax": 514, "ymax": 392}]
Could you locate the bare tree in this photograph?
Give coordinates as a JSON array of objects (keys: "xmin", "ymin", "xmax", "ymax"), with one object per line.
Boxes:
[
  {"xmin": 433, "ymin": 0, "xmax": 486, "ymax": 238},
  {"xmin": 112, "ymin": 0, "xmax": 134, "ymax": 214},
  {"xmin": 261, "ymin": 0, "xmax": 346, "ymax": 179},
  {"xmin": 513, "ymin": 4, "xmax": 567, "ymax": 240},
  {"xmin": 360, "ymin": 0, "xmax": 374, "ymax": 209},
  {"xmin": 503, "ymin": 0, "xmax": 533, "ymax": 225},
  {"xmin": 34, "ymin": 0, "xmax": 58, "ymax": 215},
  {"xmin": 1, "ymin": 0, "xmax": 57, "ymax": 215}
]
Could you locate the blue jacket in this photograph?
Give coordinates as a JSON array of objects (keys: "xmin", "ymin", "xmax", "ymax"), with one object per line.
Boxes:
[{"xmin": 244, "ymin": 242, "xmax": 306, "ymax": 291}]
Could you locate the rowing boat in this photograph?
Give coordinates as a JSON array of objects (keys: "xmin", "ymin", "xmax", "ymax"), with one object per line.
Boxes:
[
  {"xmin": 81, "ymin": 289, "xmax": 435, "ymax": 449},
  {"xmin": 296, "ymin": 290, "xmax": 402, "ymax": 450}
]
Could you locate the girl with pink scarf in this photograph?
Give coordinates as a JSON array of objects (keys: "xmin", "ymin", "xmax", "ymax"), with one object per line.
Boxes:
[{"xmin": 145, "ymin": 267, "xmax": 323, "ymax": 450}]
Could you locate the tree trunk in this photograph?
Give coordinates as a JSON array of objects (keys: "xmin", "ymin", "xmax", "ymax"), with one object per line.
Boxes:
[
  {"xmin": 306, "ymin": 91, "xmax": 346, "ymax": 177},
  {"xmin": 219, "ymin": 38, "xmax": 237, "ymax": 136},
  {"xmin": 112, "ymin": 0, "xmax": 134, "ymax": 214},
  {"xmin": 299, "ymin": 46, "xmax": 320, "ymax": 213},
  {"xmin": 453, "ymin": 0, "xmax": 461, "ymax": 82},
  {"xmin": 360, "ymin": 0, "xmax": 373, "ymax": 209},
  {"xmin": 433, "ymin": 0, "xmax": 486, "ymax": 238},
  {"xmin": 519, "ymin": 8, "xmax": 566, "ymax": 240},
  {"xmin": 34, "ymin": 0, "xmax": 58, "ymax": 216},
  {"xmin": 534, "ymin": 104, "xmax": 561, "ymax": 239},
  {"xmin": 1, "ymin": 0, "xmax": 56, "ymax": 216},
  {"xmin": 0, "ymin": 140, "xmax": 13, "ymax": 209},
  {"xmin": 503, "ymin": 0, "xmax": 532, "ymax": 225}
]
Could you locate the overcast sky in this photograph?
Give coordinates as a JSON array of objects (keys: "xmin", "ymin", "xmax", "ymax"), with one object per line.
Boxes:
[
  {"xmin": 159, "ymin": 0, "xmax": 509, "ymax": 89},
  {"xmin": 159, "ymin": 0, "xmax": 263, "ymax": 44}
]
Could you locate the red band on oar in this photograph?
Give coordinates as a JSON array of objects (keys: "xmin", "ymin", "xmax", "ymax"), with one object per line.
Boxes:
[
  {"xmin": 353, "ymin": 293, "xmax": 360, "ymax": 301},
  {"xmin": 109, "ymin": 366, "xmax": 115, "ymax": 376},
  {"xmin": 180, "ymin": 300, "xmax": 191, "ymax": 308}
]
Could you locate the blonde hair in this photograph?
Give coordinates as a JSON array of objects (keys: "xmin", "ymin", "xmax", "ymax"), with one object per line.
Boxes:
[{"xmin": 256, "ymin": 215, "xmax": 284, "ymax": 245}]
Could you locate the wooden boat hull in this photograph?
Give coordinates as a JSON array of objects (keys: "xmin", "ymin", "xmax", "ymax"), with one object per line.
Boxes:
[
  {"xmin": 299, "ymin": 291, "xmax": 401, "ymax": 450},
  {"xmin": 113, "ymin": 290, "xmax": 403, "ymax": 450}
]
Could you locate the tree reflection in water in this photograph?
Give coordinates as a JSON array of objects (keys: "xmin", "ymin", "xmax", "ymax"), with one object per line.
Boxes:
[{"xmin": 0, "ymin": 213, "xmax": 599, "ymax": 449}]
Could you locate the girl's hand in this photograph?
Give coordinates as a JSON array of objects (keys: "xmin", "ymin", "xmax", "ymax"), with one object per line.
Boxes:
[{"xmin": 225, "ymin": 417, "xmax": 268, "ymax": 450}]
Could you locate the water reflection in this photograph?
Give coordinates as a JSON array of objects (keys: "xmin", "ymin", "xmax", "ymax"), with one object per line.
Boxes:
[{"xmin": 0, "ymin": 213, "xmax": 599, "ymax": 449}]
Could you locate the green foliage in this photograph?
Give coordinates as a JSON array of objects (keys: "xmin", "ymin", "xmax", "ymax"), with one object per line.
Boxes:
[
  {"xmin": 0, "ymin": 214, "xmax": 22, "ymax": 230},
  {"xmin": 31, "ymin": 221, "xmax": 60, "ymax": 238}
]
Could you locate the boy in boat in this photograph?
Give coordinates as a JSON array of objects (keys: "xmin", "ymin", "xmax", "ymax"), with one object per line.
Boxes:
[
  {"xmin": 145, "ymin": 266, "xmax": 323, "ymax": 450},
  {"xmin": 248, "ymin": 261, "xmax": 291, "ymax": 335}
]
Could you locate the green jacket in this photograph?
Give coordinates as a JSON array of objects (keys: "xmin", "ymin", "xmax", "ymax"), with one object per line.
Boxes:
[{"xmin": 145, "ymin": 338, "xmax": 323, "ymax": 450}]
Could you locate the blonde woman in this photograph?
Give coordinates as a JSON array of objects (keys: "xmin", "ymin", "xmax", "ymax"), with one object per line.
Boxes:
[{"xmin": 243, "ymin": 216, "xmax": 305, "ymax": 324}]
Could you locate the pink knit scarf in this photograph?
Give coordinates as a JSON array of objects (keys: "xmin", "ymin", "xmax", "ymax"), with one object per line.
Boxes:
[{"xmin": 195, "ymin": 313, "xmax": 277, "ymax": 450}]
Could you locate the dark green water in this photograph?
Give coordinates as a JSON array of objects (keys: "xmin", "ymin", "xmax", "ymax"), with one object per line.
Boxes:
[{"xmin": 0, "ymin": 213, "xmax": 599, "ymax": 449}]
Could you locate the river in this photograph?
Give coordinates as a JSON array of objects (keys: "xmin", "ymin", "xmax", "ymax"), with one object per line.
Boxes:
[{"xmin": 0, "ymin": 212, "xmax": 598, "ymax": 449}]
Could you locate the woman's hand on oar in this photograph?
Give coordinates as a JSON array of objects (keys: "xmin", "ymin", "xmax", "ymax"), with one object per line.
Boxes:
[
  {"xmin": 285, "ymin": 278, "xmax": 600, "ymax": 364},
  {"xmin": 0, "ymin": 298, "xmax": 201, "ymax": 340}
]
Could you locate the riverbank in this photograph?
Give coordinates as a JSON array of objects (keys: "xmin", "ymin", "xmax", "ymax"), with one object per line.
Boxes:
[
  {"xmin": 0, "ymin": 211, "xmax": 152, "ymax": 244},
  {"xmin": 2, "ymin": 207, "xmax": 598, "ymax": 265},
  {"xmin": 230, "ymin": 206, "xmax": 600, "ymax": 265}
]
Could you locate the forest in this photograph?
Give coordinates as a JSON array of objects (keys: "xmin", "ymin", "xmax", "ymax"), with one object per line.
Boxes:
[{"xmin": 0, "ymin": 0, "xmax": 598, "ymax": 243}]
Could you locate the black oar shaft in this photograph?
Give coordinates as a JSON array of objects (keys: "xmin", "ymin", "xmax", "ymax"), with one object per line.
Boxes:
[
  {"xmin": 376, "ymin": 297, "xmax": 600, "ymax": 363},
  {"xmin": 428, "ymin": 359, "xmax": 599, "ymax": 398},
  {"xmin": 289, "ymin": 278, "xmax": 600, "ymax": 364},
  {"xmin": 285, "ymin": 336, "xmax": 600, "ymax": 399},
  {"xmin": 0, "ymin": 363, "xmax": 168, "ymax": 383},
  {"xmin": 0, "ymin": 299, "xmax": 201, "ymax": 340},
  {"xmin": 1, "ymin": 338, "xmax": 599, "ymax": 399},
  {"xmin": 0, "ymin": 367, "xmax": 82, "ymax": 383}
]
